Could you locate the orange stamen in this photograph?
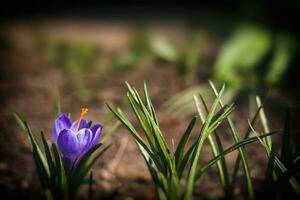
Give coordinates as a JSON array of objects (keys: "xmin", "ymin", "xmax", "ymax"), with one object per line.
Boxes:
[{"xmin": 77, "ymin": 108, "xmax": 89, "ymax": 130}]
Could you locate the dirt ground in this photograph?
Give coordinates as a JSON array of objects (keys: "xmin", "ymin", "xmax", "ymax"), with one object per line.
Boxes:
[{"xmin": 0, "ymin": 20, "xmax": 293, "ymax": 200}]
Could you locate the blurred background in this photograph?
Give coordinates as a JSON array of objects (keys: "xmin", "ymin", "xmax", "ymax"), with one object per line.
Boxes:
[{"xmin": 0, "ymin": 1, "xmax": 299, "ymax": 199}]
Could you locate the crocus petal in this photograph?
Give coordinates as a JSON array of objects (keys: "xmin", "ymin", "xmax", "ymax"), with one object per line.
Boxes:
[
  {"xmin": 89, "ymin": 124, "xmax": 103, "ymax": 148},
  {"xmin": 57, "ymin": 129, "xmax": 80, "ymax": 159},
  {"xmin": 53, "ymin": 114, "xmax": 72, "ymax": 143},
  {"xmin": 70, "ymin": 119, "xmax": 89, "ymax": 132},
  {"xmin": 76, "ymin": 128, "xmax": 92, "ymax": 154}
]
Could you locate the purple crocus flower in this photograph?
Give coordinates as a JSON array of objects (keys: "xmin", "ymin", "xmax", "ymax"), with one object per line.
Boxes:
[{"xmin": 53, "ymin": 108, "xmax": 103, "ymax": 170}]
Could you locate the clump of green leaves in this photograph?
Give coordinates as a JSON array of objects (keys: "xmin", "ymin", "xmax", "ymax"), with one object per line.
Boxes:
[
  {"xmin": 107, "ymin": 81, "xmax": 276, "ymax": 200},
  {"xmin": 168, "ymin": 81, "xmax": 300, "ymax": 199},
  {"xmin": 250, "ymin": 97, "xmax": 300, "ymax": 199}
]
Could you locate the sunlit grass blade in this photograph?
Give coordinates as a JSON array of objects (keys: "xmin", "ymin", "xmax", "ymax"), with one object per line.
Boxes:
[
  {"xmin": 106, "ymin": 103, "xmax": 153, "ymax": 157},
  {"xmin": 207, "ymin": 104, "xmax": 235, "ymax": 133},
  {"xmin": 71, "ymin": 143, "xmax": 105, "ymax": 188},
  {"xmin": 12, "ymin": 111, "xmax": 50, "ymax": 189},
  {"xmin": 256, "ymin": 96, "xmax": 279, "ymax": 184},
  {"xmin": 177, "ymin": 142, "xmax": 196, "ymax": 178},
  {"xmin": 129, "ymin": 85, "xmax": 174, "ymax": 174},
  {"xmin": 69, "ymin": 143, "xmax": 110, "ymax": 198},
  {"xmin": 127, "ymin": 93, "xmax": 168, "ymax": 174},
  {"xmin": 110, "ymin": 82, "xmax": 187, "ymax": 199},
  {"xmin": 144, "ymin": 81, "xmax": 159, "ymax": 125},
  {"xmin": 41, "ymin": 132, "xmax": 56, "ymax": 185},
  {"xmin": 194, "ymin": 94, "xmax": 230, "ymax": 196},
  {"xmin": 249, "ymin": 121, "xmax": 300, "ymax": 196},
  {"xmin": 31, "ymin": 144, "xmax": 50, "ymax": 190},
  {"xmin": 264, "ymin": 144, "xmax": 276, "ymax": 189},
  {"xmin": 209, "ymin": 81, "xmax": 254, "ymax": 200},
  {"xmin": 139, "ymin": 145, "xmax": 160, "ymax": 186},
  {"xmin": 25, "ymin": 124, "xmax": 49, "ymax": 175},
  {"xmin": 12, "ymin": 111, "xmax": 27, "ymax": 132},
  {"xmin": 80, "ymin": 144, "xmax": 111, "ymax": 179},
  {"xmin": 196, "ymin": 131, "xmax": 278, "ymax": 179},
  {"xmin": 184, "ymin": 84, "xmax": 227, "ymax": 200},
  {"xmin": 133, "ymin": 82, "xmax": 181, "ymax": 197},
  {"xmin": 294, "ymin": 155, "xmax": 300, "ymax": 164},
  {"xmin": 107, "ymin": 103, "xmax": 165, "ymax": 173},
  {"xmin": 52, "ymin": 144, "xmax": 67, "ymax": 198},
  {"xmin": 127, "ymin": 93, "xmax": 158, "ymax": 154},
  {"xmin": 256, "ymin": 96, "xmax": 272, "ymax": 149},
  {"xmin": 175, "ymin": 116, "xmax": 196, "ymax": 171},
  {"xmin": 230, "ymin": 104, "xmax": 263, "ymax": 196}
]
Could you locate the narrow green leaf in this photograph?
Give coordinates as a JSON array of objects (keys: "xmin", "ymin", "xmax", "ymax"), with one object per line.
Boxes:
[
  {"xmin": 207, "ymin": 104, "xmax": 235, "ymax": 133},
  {"xmin": 294, "ymin": 155, "xmax": 300, "ymax": 164},
  {"xmin": 41, "ymin": 132, "xmax": 56, "ymax": 184},
  {"xmin": 71, "ymin": 143, "xmax": 103, "ymax": 180},
  {"xmin": 128, "ymin": 88, "xmax": 173, "ymax": 174},
  {"xmin": 230, "ymin": 104, "xmax": 263, "ymax": 197},
  {"xmin": 143, "ymin": 81, "xmax": 159, "ymax": 125},
  {"xmin": 264, "ymin": 144, "xmax": 276, "ymax": 188},
  {"xmin": 256, "ymin": 96, "xmax": 272, "ymax": 149},
  {"xmin": 69, "ymin": 143, "xmax": 104, "ymax": 195},
  {"xmin": 250, "ymin": 124, "xmax": 300, "ymax": 196},
  {"xmin": 32, "ymin": 146, "xmax": 50, "ymax": 189},
  {"xmin": 177, "ymin": 142, "xmax": 196, "ymax": 178},
  {"xmin": 52, "ymin": 143, "xmax": 67, "ymax": 198},
  {"xmin": 125, "ymin": 81, "xmax": 138, "ymax": 102},
  {"xmin": 13, "ymin": 112, "xmax": 48, "ymax": 167},
  {"xmin": 184, "ymin": 84, "xmax": 226, "ymax": 200},
  {"xmin": 21, "ymin": 118, "xmax": 50, "ymax": 189},
  {"xmin": 127, "ymin": 93, "xmax": 157, "ymax": 154},
  {"xmin": 106, "ymin": 103, "xmax": 158, "ymax": 168},
  {"xmin": 139, "ymin": 144, "xmax": 160, "ymax": 186},
  {"xmin": 175, "ymin": 116, "xmax": 196, "ymax": 169},
  {"xmin": 107, "ymin": 103, "xmax": 151, "ymax": 154},
  {"xmin": 75, "ymin": 145, "xmax": 110, "ymax": 187},
  {"xmin": 12, "ymin": 111, "xmax": 27, "ymax": 132},
  {"xmin": 196, "ymin": 131, "xmax": 278, "ymax": 179},
  {"xmin": 209, "ymin": 81, "xmax": 254, "ymax": 200},
  {"xmin": 79, "ymin": 144, "xmax": 111, "ymax": 180},
  {"xmin": 195, "ymin": 94, "xmax": 230, "ymax": 196}
]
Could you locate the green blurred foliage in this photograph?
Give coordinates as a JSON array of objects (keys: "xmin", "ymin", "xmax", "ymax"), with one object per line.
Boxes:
[
  {"xmin": 266, "ymin": 34, "xmax": 297, "ymax": 84},
  {"xmin": 37, "ymin": 37, "xmax": 100, "ymax": 103},
  {"xmin": 213, "ymin": 25, "xmax": 271, "ymax": 89},
  {"xmin": 213, "ymin": 25, "xmax": 297, "ymax": 91},
  {"xmin": 149, "ymin": 35, "xmax": 180, "ymax": 63},
  {"xmin": 166, "ymin": 25, "xmax": 298, "ymax": 118},
  {"xmin": 38, "ymin": 37, "xmax": 99, "ymax": 73},
  {"xmin": 111, "ymin": 27, "xmax": 151, "ymax": 70},
  {"xmin": 149, "ymin": 30, "xmax": 207, "ymax": 84},
  {"xmin": 111, "ymin": 27, "xmax": 206, "ymax": 85}
]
